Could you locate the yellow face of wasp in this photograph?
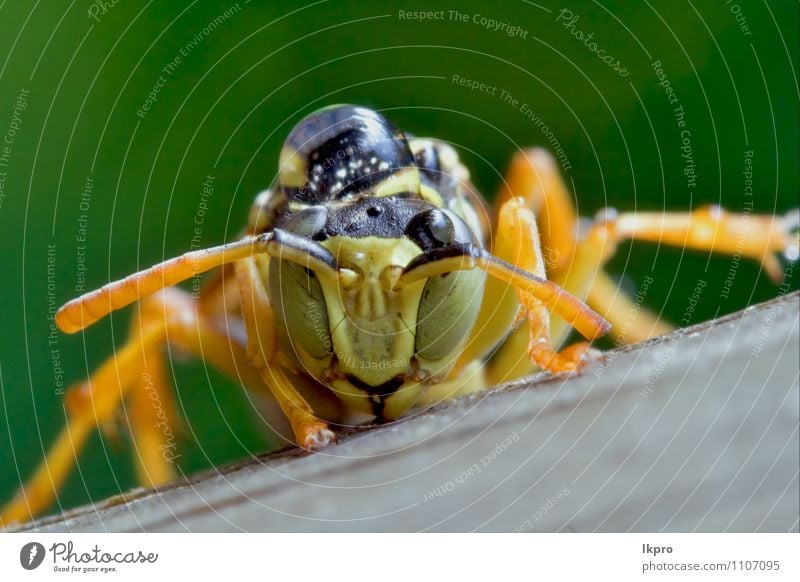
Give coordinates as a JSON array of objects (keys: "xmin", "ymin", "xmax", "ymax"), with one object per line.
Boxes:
[
  {"xmin": 267, "ymin": 205, "xmax": 486, "ymax": 421},
  {"xmin": 317, "ymin": 236, "xmax": 425, "ymax": 387},
  {"xmin": 316, "ymin": 237, "xmax": 428, "ymax": 420}
]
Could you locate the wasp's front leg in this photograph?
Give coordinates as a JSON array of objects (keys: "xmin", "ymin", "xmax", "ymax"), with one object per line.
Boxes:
[
  {"xmin": 234, "ymin": 256, "xmax": 335, "ymax": 450},
  {"xmin": 484, "ymin": 149, "xmax": 630, "ymax": 382},
  {"xmin": 490, "ymin": 197, "xmax": 606, "ymax": 378}
]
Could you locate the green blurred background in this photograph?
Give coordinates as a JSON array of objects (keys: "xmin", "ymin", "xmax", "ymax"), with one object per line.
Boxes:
[{"xmin": 0, "ymin": 0, "xmax": 797, "ymax": 518}]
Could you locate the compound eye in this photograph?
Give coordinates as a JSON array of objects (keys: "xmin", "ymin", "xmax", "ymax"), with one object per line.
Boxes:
[
  {"xmin": 269, "ymin": 256, "xmax": 332, "ymax": 360},
  {"xmin": 405, "ymin": 209, "xmax": 455, "ymax": 250}
]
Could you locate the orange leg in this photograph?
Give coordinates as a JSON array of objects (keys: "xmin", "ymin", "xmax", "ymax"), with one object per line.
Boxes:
[
  {"xmin": 125, "ymin": 299, "xmax": 185, "ymax": 489},
  {"xmin": 128, "ymin": 348, "xmax": 180, "ymax": 488},
  {"xmin": 488, "ymin": 149, "xmax": 798, "ymax": 381},
  {"xmin": 495, "ymin": 148, "xmax": 578, "ymax": 273},
  {"xmin": 486, "ymin": 149, "xmax": 603, "ymax": 382},
  {"xmin": 569, "ymin": 206, "xmax": 797, "ymax": 340},
  {"xmin": 0, "ymin": 289, "xmax": 269, "ymax": 527},
  {"xmin": 0, "ymin": 323, "xmax": 163, "ymax": 526},
  {"xmin": 234, "ymin": 257, "xmax": 335, "ymax": 449},
  {"xmin": 606, "ymin": 205, "xmax": 799, "ymax": 283},
  {"xmin": 4, "ymin": 225, "xmax": 341, "ymax": 525},
  {"xmin": 586, "ymin": 270, "xmax": 673, "ymax": 345},
  {"xmin": 481, "ymin": 198, "xmax": 607, "ymax": 383},
  {"xmin": 459, "ymin": 149, "xmax": 591, "ymax": 369}
]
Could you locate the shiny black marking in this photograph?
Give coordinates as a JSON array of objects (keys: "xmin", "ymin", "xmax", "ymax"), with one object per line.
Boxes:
[
  {"xmin": 280, "ymin": 105, "xmax": 416, "ymax": 204},
  {"xmin": 404, "ymin": 208, "xmax": 455, "ymax": 250},
  {"xmin": 402, "ymin": 242, "xmax": 482, "ymax": 275}
]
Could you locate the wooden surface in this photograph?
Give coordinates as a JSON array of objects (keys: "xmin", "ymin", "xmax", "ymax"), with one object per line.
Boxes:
[{"xmin": 16, "ymin": 292, "xmax": 800, "ymax": 532}]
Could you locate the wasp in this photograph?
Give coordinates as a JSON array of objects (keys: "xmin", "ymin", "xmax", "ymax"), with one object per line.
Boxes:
[{"xmin": 3, "ymin": 104, "xmax": 797, "ymax": 524}]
